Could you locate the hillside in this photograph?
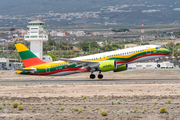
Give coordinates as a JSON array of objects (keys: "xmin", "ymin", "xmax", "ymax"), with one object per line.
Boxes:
[
  {"xmin": 1, "ymin": 0, "xmax": 180, "ymax": 26},
  {"xmin": 0, "ymin": 0, "xmax": 179, "ymax": 15}
]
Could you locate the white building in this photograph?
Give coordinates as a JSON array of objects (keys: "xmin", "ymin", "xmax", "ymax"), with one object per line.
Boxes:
[
  {"xmin": 75, "ymin": 31, "xmax": 85, "ymax": 36},
  {"xmin": 24, "ymin": 20, "xmax": 48, "ymax": 60},
  {"xmin": 42, "ymin": 56, "xmax": 53, "ymax": 62},
  {"xmin": 57, "ymin": 32, "xmax": 65, "ymax": 36},
  {"xmin": 128, "ymin": 62, "xmax": 174, "ymax": 69}
]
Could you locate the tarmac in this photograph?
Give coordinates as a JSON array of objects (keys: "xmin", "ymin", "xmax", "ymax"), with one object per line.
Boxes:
[{"xmin": 0, "ymin": 79, "xmax": 179, "ymax": 84}]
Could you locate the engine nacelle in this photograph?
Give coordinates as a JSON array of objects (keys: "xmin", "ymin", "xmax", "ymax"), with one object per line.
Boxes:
[
  {"xmin": 99, "ymin": 60, "xmax": 117, "ymax": 72},
  {"xmin": 113, "ymin": 64, "xmax": 128, "ymax": 72}
]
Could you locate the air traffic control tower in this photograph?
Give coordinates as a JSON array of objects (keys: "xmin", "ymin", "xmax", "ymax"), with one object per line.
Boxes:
[{"xmin": 24, "ymin": 20, "xmax": 48, "ymax": 60}]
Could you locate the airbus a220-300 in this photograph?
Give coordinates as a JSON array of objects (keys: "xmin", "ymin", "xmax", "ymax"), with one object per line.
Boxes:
[{"xmin": 15, "ymin": 44, "xmax": 170, "ymax": 79}]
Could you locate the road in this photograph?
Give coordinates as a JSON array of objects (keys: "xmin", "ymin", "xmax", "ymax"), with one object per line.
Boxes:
[{"xmin": 0, "ymin": 79, "xmax": 179, "ymax": 84}]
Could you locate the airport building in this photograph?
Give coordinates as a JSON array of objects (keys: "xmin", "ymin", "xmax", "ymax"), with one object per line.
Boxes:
[
  {"xmin": 128, "ymin": 62, "xmax": 174, "ymax": 69},
  {"xmin": 0, "ymin": 58, "xmax": 21, "ymax": 70}
]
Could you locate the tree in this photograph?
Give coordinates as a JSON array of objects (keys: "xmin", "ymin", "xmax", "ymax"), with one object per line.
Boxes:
[
  {"xmin": 165, "ymin": 42, "xmax": 175, "ymax": 57},
  {"xmin": 77, "ymin": 41, "xmax": 89, "ymax": 51},
  {"xmin": 8, "ymin": 41, "xmax": 17, "ymax": 50},
  {"xmin": 111, "ymin": 28, "xmax": 129, "ymax": 33},
  {"xmin": 47, "ymin": 37, "xmax": 56, "ymax": 46},
  {"xmin": 9, "ymin": 28, "xmax": 15, "ymax": 31},
  {"xmin": 111, "ymin": 43, "xmax": 119, "ymax": 49},
  {"xmin": 90, "ymin": 41, "xmax": 99, "ymax": 49}
]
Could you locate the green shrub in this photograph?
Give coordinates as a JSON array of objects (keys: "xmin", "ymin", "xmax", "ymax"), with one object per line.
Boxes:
[
  {"xmin": 7, "ymin": 110, "xmax": 12, "ymax": 113},
  {"xmin": 79, "ymin": 108, "xmax": 83, "ymax": 112},
  {"xmin": 60, "ymin": 106, "xmax": 64, "ymax": 110},
  {"xmin": 165, "ymin": 99, "xmax": 171, "ymax": 104},
  {"xmin": 117, "ymin": 109, "xmax": 129, "ymax": 115},
  {"xmin": 0, "ymin": 105, "xmax": 3, "ymax": 110},
  {"xmin": 153, "ymin": 101, "xmax": 158, "ymax": 104},
  {"xmin": 111, "ymin": 101, "xmax": 114, "ymax": 105},
  {"xmin": 101, "ymin": 110, "xmax": 108, "ymax": 116},
  {"xmin": 83, "ymin": 105, "xmax": 87, "ymax": 109},
  {"xmin": 132, "ymin": 108, "xmax": 142, "ymax": 113},
  {"xmin": 58, "ymin": 102, "xmax": 61, "ymax": 105},
  {"xmin": 6, "ymin": 102, "xmax": 10, "ymax": 105},
  {"xmin": 2, "ymin": 102, "xmax": 6, "ymax": 106},
  {"xmin": 50, "ymin": 102, "xmax": 53, "ymax": 104},
  {"xmin": 143, "ymin": 107, "xmax": 147, "ymax": 112},
  {"xmin": 19, "ymin": 102, "xmax": 23, "ymax": 105},
  {"xmin": 12, "ymin": 102, "xmax": 19, "ymax": 108},
  {"xmin": 117, "ymin": 101, "xmax": 121, "ymax": 104},
  {"xmin": 73, "ymin": 107, "xmax": 79, "ymax": 111},
  {"xmin": 160, "ymin": 108, "xmax": 168, "ymax": 113},
  {"xmin": 18, "ymin": 105, "xmax": 24, "ymax": 111}
]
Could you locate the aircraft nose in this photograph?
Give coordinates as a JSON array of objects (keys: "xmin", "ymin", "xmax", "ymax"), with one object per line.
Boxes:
[{"xmin": 167, "ymin": 50, "xmax": 171, "ymax": 54}]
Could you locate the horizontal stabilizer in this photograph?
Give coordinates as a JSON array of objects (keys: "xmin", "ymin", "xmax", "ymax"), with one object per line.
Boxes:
[
  {"xmin": 47, "ymin": 52, "xmax": 58, "ymax": 59},
  {"xmin": 15, "ymin": 68, "xmax": 36, "ymax": 72}
]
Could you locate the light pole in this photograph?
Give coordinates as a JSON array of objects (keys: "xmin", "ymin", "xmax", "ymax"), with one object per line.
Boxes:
[{"xmin": 89, "ymin": 43, "xmax": 90, "ymax": 54}]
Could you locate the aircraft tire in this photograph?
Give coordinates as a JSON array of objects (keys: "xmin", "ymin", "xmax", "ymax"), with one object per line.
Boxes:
[
  {"xmin": 157, "ymin": 64, "xmax": 161, "ymax": 68},
  {"xmin": 90, "ymin": 74, "xmax": 96, "ymax": 79},
  {"xmin": 98, "ymin": 74, "xmax": 103, "ymax": 79}
]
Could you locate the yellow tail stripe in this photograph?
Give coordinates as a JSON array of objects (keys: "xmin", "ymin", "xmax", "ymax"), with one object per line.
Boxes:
[{"xmin": 15, "ymin": 44, "xmax": 29, "ymax": 52}]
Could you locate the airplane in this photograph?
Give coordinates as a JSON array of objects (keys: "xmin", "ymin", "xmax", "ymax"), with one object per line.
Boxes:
[{"xmin": 15, "ymin": 43, "xmax": 170, "ymax": 79}]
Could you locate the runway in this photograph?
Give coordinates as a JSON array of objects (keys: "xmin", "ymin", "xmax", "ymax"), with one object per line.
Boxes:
[{"xmin": 0, "ymin": 79, "xmax": 180, "ymax": 84}]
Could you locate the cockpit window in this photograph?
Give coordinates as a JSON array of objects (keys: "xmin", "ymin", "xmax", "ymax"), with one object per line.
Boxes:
[{"xmin": 156, "ymin": 47, "xmax": 163, "ymax": 49}]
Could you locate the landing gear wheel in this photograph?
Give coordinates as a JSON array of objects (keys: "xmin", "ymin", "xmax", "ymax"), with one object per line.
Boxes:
[
  {"xmin": 157, "ymin": 64, "xmax": 161, "ymax": 68},
  {"xmin": 98, "ymin": 74, "xmax": 103, "ymax": 79},
  {"xmin": 90, "ymin": 74, "xmax": 96, "ymax": 79}
]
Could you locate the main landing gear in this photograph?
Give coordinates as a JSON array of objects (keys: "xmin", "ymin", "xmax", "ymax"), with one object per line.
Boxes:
[
  {"xmin": 90, "ymin": 71, "xmax": 103, "ymax": 79},
  {"xmin": 98, "ymin": 74, "xmax": 103, "ymax": 79},
  {"xmin": 90, "ymin": 73, "xmax": 96, "ymax": 79}
]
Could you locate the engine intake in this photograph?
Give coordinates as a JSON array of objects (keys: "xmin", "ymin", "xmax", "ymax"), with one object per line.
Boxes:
[{"xmin": 99, "ymin": 60, "xmax": 117, "ymax": 72}]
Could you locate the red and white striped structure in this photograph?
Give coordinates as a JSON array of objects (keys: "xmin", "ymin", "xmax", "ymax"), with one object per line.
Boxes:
[{"xmin": 8, "ymin": 29, "xmax": 11, "ymax": 41}]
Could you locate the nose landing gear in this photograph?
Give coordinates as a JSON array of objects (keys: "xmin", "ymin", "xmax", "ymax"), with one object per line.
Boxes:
[
  {"xmin": 156, "ymin": 60, "xmax": 161, "ymax": 68},
  {"xmin": 157, "ymin": 64, "xmax": 161, "ymax": 68}
]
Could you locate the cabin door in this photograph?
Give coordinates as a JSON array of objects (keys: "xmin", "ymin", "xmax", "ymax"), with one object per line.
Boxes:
[
  {"xmin": 146, "ymin": 47, "xmax": 151, "ymax": 55},
  {"xmin": 45, "ymin": 65, "xmax": 50, "ymax": 73}
]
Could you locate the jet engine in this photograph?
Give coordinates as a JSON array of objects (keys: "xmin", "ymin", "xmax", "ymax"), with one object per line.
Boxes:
[
  {"xmin": 113, "ymin": 64, "xmax": 128, "ymax": 72},
  {"xmin": 99, "ymin": 60, "xmax": 117, "ymax": 72}
]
